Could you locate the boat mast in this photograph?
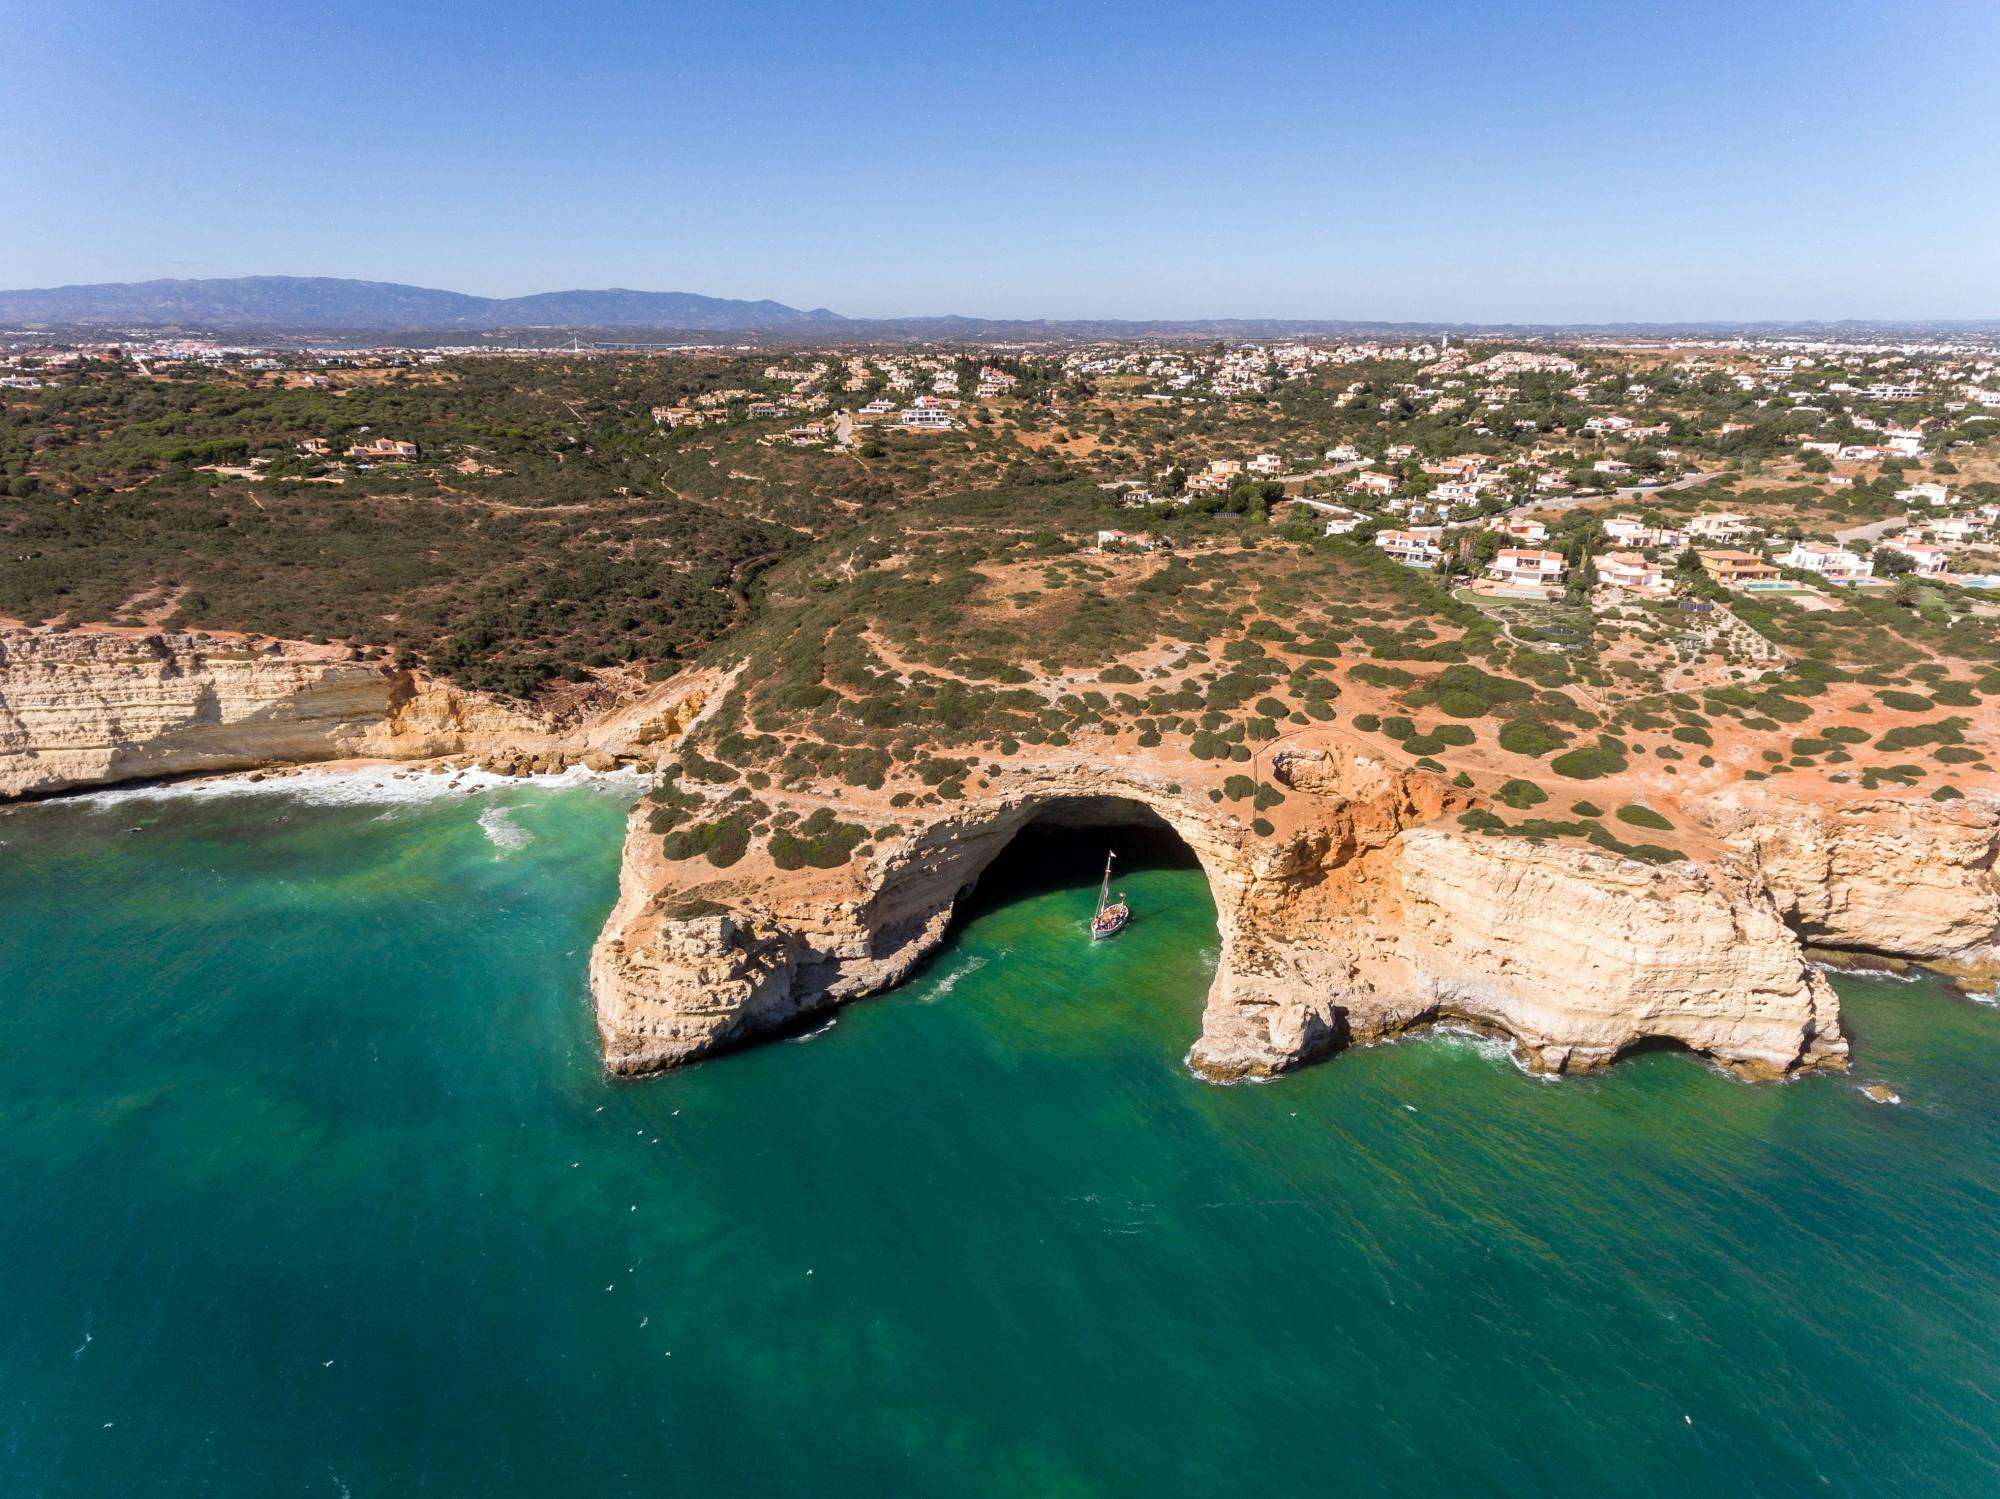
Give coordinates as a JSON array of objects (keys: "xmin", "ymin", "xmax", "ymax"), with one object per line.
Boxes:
[{"xmin": 1098, "ymin": 851, "xmax": 1115, "ymax": 917}]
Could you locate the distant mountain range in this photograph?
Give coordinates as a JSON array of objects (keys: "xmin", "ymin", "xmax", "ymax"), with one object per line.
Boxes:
[
  {"xmin": 0, "ymin": 275, "xmax": 1993, "ymax": 343},
  {"xmin": 0, "ymin": 277, "xmax": 844, "ymax": 333}
]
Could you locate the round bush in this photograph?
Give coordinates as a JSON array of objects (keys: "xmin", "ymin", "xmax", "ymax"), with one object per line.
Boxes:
[
  {"xmin": 1551, "ymin": 745, "xmax": 1628, "ymax": 780},
  {"xmin": 1615, "ymin": 804, "xmax": 1673, "ymax": 831},
  {"xmin": 1498, "ymin": 719, "xmax": 1569, "ymax": 758}
]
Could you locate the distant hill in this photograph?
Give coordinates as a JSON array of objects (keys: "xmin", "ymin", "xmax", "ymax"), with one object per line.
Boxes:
[
  {"xmin": 0, "ymin": 275, "xmax": 1991, "ymax": 342},
  {"xmin": 0, "ymin": 276, "xmax": 847, "ymax": 333}
]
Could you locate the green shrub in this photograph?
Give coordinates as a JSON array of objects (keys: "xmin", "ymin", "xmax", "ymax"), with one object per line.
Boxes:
[
  {"xmin": 1496, "ymin": 779, "xmax": 1548, "ymax": 809},
  {"xmin": 1499, "ymin": 719, "xmax": 1569, "ymax": 758},
  {"xmin": 1222, "ymin": 774, "xmax": 1258, "ymax": 802},
  {"xmin": 1876, "ymin": 689, "xmax": 1933, "ymax": 712},
  {"xmin": 661, "ymin": 812, "xmax": 753, "ymax": 868},
  {"xmin": 1351, "ymin": 663, "xmax": 1415, "ymax": 688},
  {"xmin": 1551, "ymin": 745, "xmax": 1628, "ymax": 780},
  {"xmin": 1877, "ymin": 718, "xmax": 1965, "ymax": 753},
  {"xmin": 1615, "ymin": 804, "xmax": 1673, "ymax": 831},
  {"xmin": 767, "ymin": 808, "xmax": 869, "ymax": 869}
]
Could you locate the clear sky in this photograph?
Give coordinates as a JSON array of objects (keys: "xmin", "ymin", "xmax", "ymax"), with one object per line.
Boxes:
[{"xmin": 3, "ymin": 0, "xmax": 1996, "ymax": 322}]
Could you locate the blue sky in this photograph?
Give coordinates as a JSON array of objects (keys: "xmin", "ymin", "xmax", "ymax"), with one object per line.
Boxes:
[{"xmin": 2, "ymin": 0, "xmax": 1996, "ymax": 321}]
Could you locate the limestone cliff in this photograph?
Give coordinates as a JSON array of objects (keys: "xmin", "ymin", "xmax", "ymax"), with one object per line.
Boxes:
[
  {"xmin": 0, "ymin": 626, "xmax": 563, "ymax": 798},
  {"xmin": 590, "ymin": 736, "xmax": 1850, "ymax": 1083},
  {"xmin": 0, "ymin": 624, "xmax": 728, "ymax": 799},
  {"xmin": 1693, "ymin": 788, "xmax": 2000, "ymax": 971}
]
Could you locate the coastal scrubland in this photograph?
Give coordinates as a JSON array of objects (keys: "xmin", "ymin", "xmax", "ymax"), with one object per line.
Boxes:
[{"xmin": 3, "ymin": 340, "xmax": 1996, "ymax": 873}]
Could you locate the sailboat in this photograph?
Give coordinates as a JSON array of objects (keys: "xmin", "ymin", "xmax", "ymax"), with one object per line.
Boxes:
[{"xmin": 1090, "ymin": 849, "xmax": 1129, "ymax": 940}]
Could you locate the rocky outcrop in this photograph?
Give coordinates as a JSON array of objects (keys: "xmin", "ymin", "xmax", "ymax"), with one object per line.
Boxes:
[
  {"xmin": 1694, "ymin": 788, "xmax": 2000, "ymax": 972},
  {"xmin": 0, "ymin": 626, "xmax": 561, "ymax": 798},
  {"xmin": 0, "ymin": 624, "xmax": 726, "ymax": 798},
  {"xmin": 1380, "ymin": 831, "xmax": 1844, "ymax": 1078},
  {"xmin": 591, "ymin": 736, "xmax": 1852, "ymax": 1083}
]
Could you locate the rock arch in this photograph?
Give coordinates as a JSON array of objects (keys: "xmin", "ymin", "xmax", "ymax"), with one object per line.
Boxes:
[{"xmin": 591, "ymin": 742, "xmax": 1850, "ymax": 1084}]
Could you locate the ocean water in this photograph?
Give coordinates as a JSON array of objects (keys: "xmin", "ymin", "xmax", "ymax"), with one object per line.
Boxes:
[{"xmin": 1, "ymin": 784, "xmax": 1997, "ymax": 1497}]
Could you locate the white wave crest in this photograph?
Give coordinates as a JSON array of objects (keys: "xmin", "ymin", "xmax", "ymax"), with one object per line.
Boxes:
[
  {"xmin": 478, "ymin": 805, "xmax": 532, "ymax": 851},
  {"xmin": 70, "ymin": 761, "xmax": 645, "ymax": 811},
  {"xmin": 921, "ymin": 955, "xmax": 988, "ymax": 1003}
]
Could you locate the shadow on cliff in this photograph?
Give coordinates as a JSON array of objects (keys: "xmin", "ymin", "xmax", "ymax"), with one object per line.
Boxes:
[{"xmin": 946, "ymin": 823, "xmax": 1202, "ymax": 934}]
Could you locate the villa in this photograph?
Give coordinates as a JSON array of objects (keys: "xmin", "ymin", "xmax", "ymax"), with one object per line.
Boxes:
[{"xmin": 1782, "ymin": 540, "xmax": 1874, "ymax": 584}]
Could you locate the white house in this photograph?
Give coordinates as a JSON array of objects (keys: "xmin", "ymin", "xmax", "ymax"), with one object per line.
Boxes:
[
  {"xmin": 1687, "ymin": 512, "xmax": 1753, "ymax": 543},
  {"xmin": 1486, "ymin": 547, "xmax": 1566, "ymax": 588},
  {"xmin": 1782, "ymin": 541, "xmax": 1873, "ymax": 583},
  {"xmin": 1247, "ymin": 452, "xmax": 1284, "ymax": 477},
  {"xmin": 1881, "ymin": 540, "xmax": 1950, "ymax": 576},
  {"xmin": 1376, "ymin": 528, "xmax": 1444, "ymax": 567},
  {"xmin": 900, "ymin": 406, "xmax": 953, "ymax": 429},
  {"xmin": 1494, "ymin": 516, "xmax": 1550, "ymax": 544},
  {"xmin": 1597, "ymin": 550, "xmax": 1669, "ymax": 595}
]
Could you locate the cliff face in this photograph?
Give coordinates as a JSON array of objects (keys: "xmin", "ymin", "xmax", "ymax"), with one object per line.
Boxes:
[
  {"xmin": 591, "ymin": 737, "xmax": 1850, "ymax": 1083},
  {"xmin": 0, "ymin": 626, "xmax": 557, "ymax": 798},
  {"xmin": 1694, "ymin": 788, "xmax": 2000, "ymax": 970},
  {"xmin": 1380, "ymin": 831, "xmax": 1844, "ymax": 1078},
  {"xmin": 0, "ymin": 624, "xmax": 730, "ymax": 799}
]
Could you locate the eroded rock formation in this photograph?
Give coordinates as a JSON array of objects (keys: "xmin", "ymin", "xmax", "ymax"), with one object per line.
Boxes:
[
  {"xmin": 0, "ymin": 624, "xmax": 718, "ymax": 798},
  {"xmin": 590, "ymin": 737, "xmax": 1859, "ymax": 1083},
  {"xmin": 1695, "ymin": 787, "xmax": 2000, "ymax": 972}
]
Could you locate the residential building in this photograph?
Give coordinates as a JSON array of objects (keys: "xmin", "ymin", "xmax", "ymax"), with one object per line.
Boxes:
[
  {"xmin": 900, "ymin": 406, "xmax": 953, "ymax": 429},
  {"xmin": 1597, "ymin": 551, "xmax": 1669, "ymax": 595},
  {"xmin": 1882, "ymin": 540, "xmax": 1950, "ymax": 575},
  {"xmin": 1600, "ymin": 514, "xmax": 1685, "ymax": 549},
  {"xmin": 1782, "ymin": 540, "xmax": 1873, "ymax": 583},
  {"xmin": 1698, "ymin": 549, "xmax": 1780, "ymax": 587},
  {"xmin": 350, "ymin": 438, "xmax": 418, "ymax": 461},
  {"xmin": 1687, "ymin": 513, "xmax": 1753, "ymax": 543},
  {"xmin": 1376, "ymin": 528, "xmax": 1444, "ymax": 567},
  {"xmin": 1485, "ymin": 548, "xmax": 1567, "ymax": 588}
]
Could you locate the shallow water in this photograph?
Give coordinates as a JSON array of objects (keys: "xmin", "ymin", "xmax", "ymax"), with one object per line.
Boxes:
[{"xmin": 1, "ymin": 786, "xmax": 1996, "ymax": 1496}]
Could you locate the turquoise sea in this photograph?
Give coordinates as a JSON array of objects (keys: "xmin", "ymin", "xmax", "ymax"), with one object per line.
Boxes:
[{"xmin": 1, "ymin": 779, "xmax": 1997, "ymax": 1497}]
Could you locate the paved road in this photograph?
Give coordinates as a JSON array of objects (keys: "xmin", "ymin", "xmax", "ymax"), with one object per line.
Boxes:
[
  {"xmin": 1835, "ymin": 514, "xmax": 1906, "ymax": 545},
  {"xmin": 1525, "ymin": 471, "xmax": 1719, "ymax": 513}
]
